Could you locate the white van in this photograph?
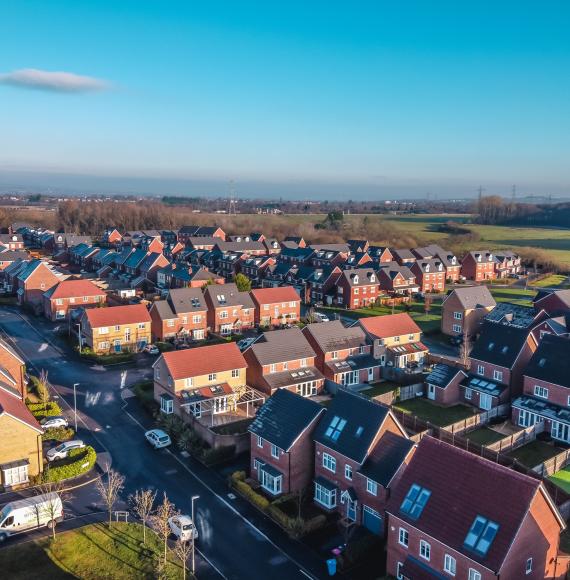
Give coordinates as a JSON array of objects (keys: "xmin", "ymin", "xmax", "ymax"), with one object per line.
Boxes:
[{"xmin": 0, "ymin": 493, "xmax": 63, "ymax": 541}]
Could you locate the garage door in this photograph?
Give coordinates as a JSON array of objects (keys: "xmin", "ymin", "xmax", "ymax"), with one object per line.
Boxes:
[{"xmin": 362, "ymin": 505, "xmax": 382, "ymax": 535}]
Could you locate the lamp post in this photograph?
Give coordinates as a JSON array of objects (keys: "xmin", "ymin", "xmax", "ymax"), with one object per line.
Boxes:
[
  {"xmin": 191, "ymin": 494, "xmax": 200, "ymax": 575},
  {"xmin": 76, "ymin": 323, "xmax": 82, "ymax": 353},
  {"xmin": 73, "ymin": 383, "xmax": 79, "ymax": 431}
]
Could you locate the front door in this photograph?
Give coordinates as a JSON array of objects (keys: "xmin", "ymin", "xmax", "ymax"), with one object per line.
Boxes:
[
  {"xmin": 427, "ymin": 384, "xmax": 436, "ymax": 400},
  {"xmin": 347, "ymin": 500, "xmax": 357, "ymax": 521},
  {"xmin": 367, "ymin": 367, "xmax": 374, "ymax": 382},
  {"xmin": 114, "ymin": 339, "xmax": 122, "ymax": 353}
]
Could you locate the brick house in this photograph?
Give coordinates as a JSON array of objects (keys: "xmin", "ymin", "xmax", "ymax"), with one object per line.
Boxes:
[
  {"xmin": 178, "ymin": 225, "xmax": 226, "ymax": 244},
  {"xmin": 15, "ymin": 259, "xmax": 63, "ymax": 312},
  {"xmin": 80, "ymin": 304, "xmax": 152, "ymax": 354},
  {"xmin": 43, "ymin": 279, "xmax": 107, "ymax": 321},
  {"xmin": 313, "ymin": 390, "xmax": 409, "ymax": 527},
  {"xmin": 332, "ymin": 268, "xmax": 380, "ymax": 309},
  {"xmin": 461, "ymin": 251, "xmax": 496, "ymax": 282},
  {"xmin": 368, "ymin": 246, "xmax": 393, "ymax": 266},
  {"xmin": 386, "ymin": 436, "xmax": 567, "ymax": 580},
  {"xmin": 303, "ymin": 320, "xmax": 380, "ymax": 386},
  {"xmin": 306, "ymin": 266, "xmax": 342, "ymax": 305},
  {"xmin": 410, "ymin": 259, "xmax": 446, "ymax": 293},
  {"xmin": 341, "ymin": 253, "xmax": 373, "ymax": 270},
  {"xmin": 425, "ymin": 363, "xmax": 468, "ymax": 405},
  {"xmin": 248, "ymin": 389, "xmax": 325, "ymax": 496},
  {"xmin": 152, "ymin": 342, "xmax": 247, "ymax": 421},
  {"xmin": 512, "ymin": 335, "xmax": 570, "ymax": 444},
  {"xmin": 533, "ymin": 289, "xmax": 570, "ymax": 317},
  {"xmin": 102, "ymin": 228, "xmax": 123, "ymax": 247},
  {"xmin": 391, "ymin": 249, "xmax": 417, "ymax": 266},
  {"xmin": 250, "ymin": 286, "xmax": 301, "ymax": 327},
  {"xmin": 149, "ymin": 287, "xmax": 208, "ymax": 342},
  {"xmin": 436, "ymin": 250, "xmax": 461, "ymax": 282},
  {"xmin": 138, "ymin": 252, "xmax": 170, "ymax": 283},
  {"xmin": 494, "ymin": 250, "xmax": 522, "ymax": 278},
  {"xmin": 0, "ymin": 250, "xmax": 28, "ymax": 272},
  {"xmin": 441, "ymin": 286, "xmax": 496, "ymax": 337},
  {"xmin": 204, "ymin": 283, "xmax": 255, "ymax": 335},
  {"xmin": 243, "ymin": 328, "xmax": 325, "ymax": 397},
  {"xmin": 377, "ymin": 263, "xmax": 419, "ymax": 297},
  {"xmin": 0, "ymin": 339, "xmax": 27, "ymax": 398},
  {"xmin": 240, "ymin": 256, "xmax": 276, "ymax": 286},
  {"xmin": 0, "ymin": 234, "xmax": 24, "ymax": 250}
]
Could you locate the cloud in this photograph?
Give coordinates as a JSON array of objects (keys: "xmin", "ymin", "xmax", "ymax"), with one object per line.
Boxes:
[{"xmin": 0, "ymin": 68, "xmax": 111, "ymax": 93}]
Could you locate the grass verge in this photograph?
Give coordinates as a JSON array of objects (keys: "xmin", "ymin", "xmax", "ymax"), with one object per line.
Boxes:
[{"xmin": 507, "ymin": 440, "xmax": 564, "ymax": 468}]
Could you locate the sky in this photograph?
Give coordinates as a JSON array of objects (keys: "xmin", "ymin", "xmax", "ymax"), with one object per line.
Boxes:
[{"xmin": 1, "ymin": 1, "xmax": 570, "ymax": 199}]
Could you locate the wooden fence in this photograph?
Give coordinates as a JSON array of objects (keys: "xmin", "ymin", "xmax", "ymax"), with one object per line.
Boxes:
[
  {"xmin": 442, "ymin": 404, "xmax": 510, "ymax": 436},
  {"xmin": 533, "ymin": 448, "xmax": 570, "ymax": 478},
  {"xmin": 486, "ymin": 422, "xmax": 544, "ymax": 454}
]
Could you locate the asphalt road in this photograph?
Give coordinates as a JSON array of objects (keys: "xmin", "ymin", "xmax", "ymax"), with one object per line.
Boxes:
[{"xmin": 0, "ymin": 307, "xmax": 330, "ymax": 580}]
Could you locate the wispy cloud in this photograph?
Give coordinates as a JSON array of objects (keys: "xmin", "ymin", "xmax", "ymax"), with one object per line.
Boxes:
[{"xmin": 0, "ymin": 68, "xmax": 111, "ymax": 93}]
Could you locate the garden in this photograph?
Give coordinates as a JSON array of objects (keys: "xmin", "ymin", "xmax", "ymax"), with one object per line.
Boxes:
[{"xmin": 392, "ymin": 398, "xmax": 476, "ymax": 427}]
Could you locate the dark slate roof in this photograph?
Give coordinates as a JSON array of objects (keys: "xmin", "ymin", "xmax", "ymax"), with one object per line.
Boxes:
[
  {"xmin": 340, "ymin": 268, "xmax": 377, "ymax": 287},
  {"xmin": 313, "ymin": 389, "xmax": 391, "ymax": 464},
  {"xmin": 168, "ymin": 287, "xmax": 206, "ymax": 313},
  {"xmin": 444, "ymin": 285, "xmax": 496, "ymax": 310},
  {"xmin": 249, "ymin": 327, "xmax": 316, "ymax": 365},
  {"xmin": 124, "ymin": 248, "xmax": 148, "ymax": 269},
  {"xmin": 461, "ymin": 374, "xmax": 506, "ymax": 397},
  {"xmin": 425, "ymin": 364, "xmax": 466, "ymax": 389},
  {"xmin": 303, "ymin": 320, "xmax": 366, "ymax": 353},
  {"xmin": 359, "ymin": 431, "xmax": 414, "ymax": 487},
  {"xmin": 0, "ymin": 250, "xmax": 28, "ymax": 262},
  {"xmin": 470, "ymin": 322, "xmax": 531, "ymax": 368},
  {"xmin": 248, "ymin": 389, "xmax": 324, "ymax": 451},
  {"xmin": 525, "ymin": 334, "xmax": 570, "ymax": 388},
  {"xmin": 484, "ymin": 302, "xmax": 538, "ymax": 328},
  {"xmin": 263, "ymin": 366, "xmax": 324, "ymax": 390}
]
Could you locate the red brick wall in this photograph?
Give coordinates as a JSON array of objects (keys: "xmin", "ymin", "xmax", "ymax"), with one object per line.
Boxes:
[
  {"xmin": 0, "ymin": 345, "xmax": 26, "ymax": 398},
  {"xmin": 523, "ymin": 376, "xmax": 568, "ymax": 408},
  {"xmin": 255, "ymin": 301, "xmax": 300, "ymax": 326},
  {"xmin": 44, "ymin": 294, "xmax": 106, "ymax": 321},
  {"xmin": 21, "ymin": 266, "xmax": 59, "ymax": 308}
]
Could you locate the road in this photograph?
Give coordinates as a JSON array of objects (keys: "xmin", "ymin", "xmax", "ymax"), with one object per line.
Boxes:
[{"xmin": 0, "ymin": 308, "xmax": 329, "ymax": 580}]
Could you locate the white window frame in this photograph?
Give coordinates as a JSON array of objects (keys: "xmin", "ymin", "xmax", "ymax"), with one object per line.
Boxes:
[
  {"xmin": 453, "ymin": 311, "xmax": 463, "ymax": 320},
  {"xmin": 345, "ymin": 464, "xmax": 352, "ymax": 481},
  {"xmin": 493, "ymin": 370, "xmax": 503, "ymax": 382},
  {"xmin": 452, "ymin": 324, "xmax": 462, "ymax": 333},
  {"xmin": 534, "ymin": 385, "xmax": 548, "ymax": 399},
  {"xmin": 468, "ymin": 570, "xmax": 481, "ymax": 580},
  {"xmin": 231, "ymin": 368, "xmax": 240, "ymax": 378},
  {"xmin": 261, "ymin": 470, "xmax": 282, "ymax": 495},
  {"xmin": 208, "ymin": 373, "xmax": 217, "ymax": 382},
  {"xmin": 444, "ymin": 554, "xmax": 456, "ymax": 576},
  {"xmin": 192, "ymin": 315, "xmax": 201, "ymax": 323},
  {"xmin": 465, "ymin": 387, "xmax": 472, "ymax": 400},
  {"xmin": 314, "ymin": 483, "xmax": 336, "ymax": 508},
  {"xmin": 396, "ymin": 562, "xmax": 404, "ymax": 580},
  {"xmin": 398, "ymin": 527, "xmax": 409, "ymax": 547},
  {"xmin": 525, "ymin": 558, "xmax": 532, "ymax": 575},
  {"xmin": 271, "ymin": 444, "xmax": 279, "ymax": 459},
  {"xmin": 2, "ymin": 463, "xmax": 29, "ymax": 486},
  {"xmin": 419, "ymin": 539, "xmax": 431, "ymax": 561},
  {"xmin": 160, "ymin": 396, "xmax": 173, "ymax": 415},
  {"xmin": 257, "ymin": 436, "xmax": 263, "ymax": 448},
  {"xmin": 322, "ymin": 452, "xmax": 336, "ymax": 473},
  {"xmin": 366, "ymin": 478, "xmax": 378, "ymax": 496},
  {"xmin": 477, "ymin": 364, "xmax": 485, "ymax": 376}
]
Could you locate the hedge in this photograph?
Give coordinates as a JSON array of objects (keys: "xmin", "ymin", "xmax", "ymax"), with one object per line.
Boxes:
[
  {"xmin": 233, "ymin": 480, "xmax": 270, "ymax": 511},
  {"xmin": 44, "ymin": 446, "xmax": 97, "ymax": 482},
  {"xmin": 79, "ymin": 347, "xmax": 134, "ymax": 365},
  {"xmin": 27, "ymin": 401, "xmax": 62, "ymax": 419},
  {"xmin": 42, "ymin": 426, "xmax": 75, "ymax": 442}
]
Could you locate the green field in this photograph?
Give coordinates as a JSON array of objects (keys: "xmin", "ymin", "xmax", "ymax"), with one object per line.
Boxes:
[
  {"xmin": 532, "ymin": 274, "xmax": 569, "ymax": 288},
  {"xmin": 549, "ymin": 467, "xmax": 570, "ymax": 494}
]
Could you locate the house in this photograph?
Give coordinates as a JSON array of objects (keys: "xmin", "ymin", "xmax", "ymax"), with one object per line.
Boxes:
[
  {"xmin": 391, "ymin": 249, "xmax": 417, "ymax": 266},
  {"xmin": 377, "ymin": 263, "xmax": 419, "ymax": 297},
  {"xmin": 484, "ymin": 302, "xmax": 546, "ymax": 336},
  {"xmin": 435, "ymin": 249, "xmax": 461, "ymax": 282},
  {"xmin": 358, "ymin": 314, "xmax": 428, "ymax": 371},
  {"xmin": 0, "ymin": 250, "xmax": 28, "ymax": 272},
  {"xmin": 80, "ymin": 304, "xmax": 151, "ymax": 354},
  {"xmin": 341, "ymin": 252, "xmax": 373, "ymax": 270},
  {"xmin": 0, "ymin": 234, "xmax": 24, "ymax": 251},
  {"xmin": 102, "ymin": 228, "xmax": 123, "ymax": 247},
  {"xmin": 214, "ymin": 240, "xmax": 267, "ymax": 256},
  {"xmin": 0, "ymin": 339, "xmax": 27, "ymax": 398},
  {"xmin": 311, "ymin": 249, "xmax": 349, "ymax": 269},
  {"xmin": 204, "ymin": 283, "xmax": 255, "ymax": 335},
  {"xmin": 249, "ymin": 389, "xmax": 325, "ymax": 496},
  {"xmin": 425, "ymin": 363, "xmax": 468, "ymax": 405},
  {"xmin": 368, "ymin": 246, "xmax": 393, "ymax": 266},
  {"xmin": 283, "ymin": 236, "xmax": 307, "ymax": 248},
  {"xmin": 149, "ymin": 287, "xmax": 208, "ymax": 342},
  {"xmin": 386, "ymin": 436, "xmax": 567, "ymax": 580},
  {"xmin": 441, "ymin": 286, "xmax": 496, "ymax": 337},
  {"xmin": 347, "ymin": 239, "xmax": 369, "ymax": 253},
  {"xmin": 240, "ymin": 256, "xmax": 275, "ymax": 286},
  {"xmin": 313, "ymin": 390, "xmax": 409, "ymax": 527},
  {"xmin": 305, "ymin": 266, "xmax": 342, "ymax": 305},
  {"xmin": 43, "ymin": 279, "xmax": 106, "ymax": 321},
  {"xmin": 137, "ymin": 252, "xmax": 170, "ymax": 284},
  {"xmin": 178, "ymin": 225, "xmax": 226, "ymax": 244},
  {"xmin": 303, "ymin": 320, "xmax": 380, "ymax": 386},
  {"xmin": 512, "ymin": 335, "xmax": 570, "ymax": 443},
  {"xmin": 185, "ymin": 236, "xmax": 219, "ymax": 251},
  {"xmin": 333, "ymin": 268, "xmax": 380, "ymax": 309},
  {"xmin": 409, "ymin": 259, "xmax": 446, "ymax": 293},
  {"xmin": 250, "ymin": 286, "xmax": 301, "ymax": 327},
  {"xmin": 152, "ymin": 342, "xmax": 248, "ymax": 421},
  {"xmin": 494, "ymin": 250, "xmax": 522, "ymax": 278},
  {"xmin": 243, "ymin": 328, "xmax": 325, "ymax": 397},
  {"xmin": 0, "ymin": 383, "xmax": 43, "ymax": 490},
  {"xmin": 461, "ymin": 251, "xmax": 496, "ymax": 282},
  {"xmin": 533, "ymin": 289, "xmax": 570, "ymax": 317},
  {"xmin": 15, "ymin": 259, "xmax": 63, "ymax": 311}
]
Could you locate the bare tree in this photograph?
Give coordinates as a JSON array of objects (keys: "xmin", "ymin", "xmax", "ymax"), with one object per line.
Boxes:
[
  {"xmin": 423, "ymin": 295, "xmax": 432, "ymax": 318},
  {"xmin": 34, "ymin": 481, "xmax": 68, "ymax": 541},
  {"xmin": 129, "ymin": 488, "xmax": 157, "ymax": 545},
  {"xmin": 151, "ymin": 493, "xmax": 178, "ymax": 563},
  {"xmin": 174, "ymin": 537, "xmax": 193, "ymax": 580},
  {"xmin": 459, "ymin": 329, "xmax": 472, "ymax": 370},
  {"xmin": 95, "ymin": 467, "xmax": 125, "ymax": 526},
  {"xmin": 37, "ymin": 369, "xmax": 50, "ymax": 413}
]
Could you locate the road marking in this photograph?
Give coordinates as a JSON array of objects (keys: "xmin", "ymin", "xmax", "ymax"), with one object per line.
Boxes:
[
  {"xmin": 196, "ymin": 547, "xmax": 227, "ymax": 579},
  {"xmin": 165, "ymin": 469, "xmax": 178, "ymax": 475}
]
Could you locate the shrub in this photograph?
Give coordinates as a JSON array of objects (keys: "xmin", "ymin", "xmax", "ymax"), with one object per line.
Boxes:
[
  {"xmin": 301, "ymin": 514, "xmax": 327, "ymax": 535},
  {"xmin": 156, "ymin": 341, "xmax": 174, "ymax": 352},
  {"xmin": 200, "ymin": 445, "xmax": 236, "ymax": 466},
  {"xmin": 231, "ymin": 470, "xmax": 246, "ymax": 483},
  {"xmin": 233, "ymin": 480, "xmax": 270, "ymax": 511},
  {"xmin": 42, "ymin": 426, "xmax": 75, "ymax": 442},
  {"xmin": 267, "ymin": 504, "xmax": 295, "ymax": 529},
  {"xmin": 28, "ymin": 375, "xmax": 49, "ymax": 400},
  {"xmin": 44, "ymin": 446, "xmax": 97, "ymax": 482},
  {"xmin": 27, "ymin": 401, "xmax": 62, "ymax": 419}
]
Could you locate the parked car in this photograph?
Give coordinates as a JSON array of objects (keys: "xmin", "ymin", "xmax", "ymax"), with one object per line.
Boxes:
[
  {"xmin": 46, "ymin": 440, "xmax": 85, "ymax": 462},
  {"xmin": 143, "ymin": 344, "xmax": 160, "ymax": 355},
  {"xmin": 0, "ymin": 493, "xmax": 63, "ymax": 542},
  {"xmin": 168, "ymin": 515, "xmax": 199, "ymax": 542},
  {"xmin": 237, "ymin": 337, "xmax": 256, "ymax": 351},
  {"xmin": 40, "ymin": 416, "xmax": 69, "ymax": 430},
  {"xmin": 145, "ymin": 429, "xmax": 171, "ymax": 449},
  {"xmin": 313, "ymin": 312, "xmax": 330, "ymax": 323}
]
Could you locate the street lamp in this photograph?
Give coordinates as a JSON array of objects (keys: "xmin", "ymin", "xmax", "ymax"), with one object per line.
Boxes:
[
  {"xmin": 73, "ymin": 383, "xmax": 79, "ymax": 431},
  {"xmin": 76, "ymin": 323, "xmax": 82, "ymax": 353},
  {"xmin": 191, "ymin": 495, "xmax": 200, "ymax": 575}
]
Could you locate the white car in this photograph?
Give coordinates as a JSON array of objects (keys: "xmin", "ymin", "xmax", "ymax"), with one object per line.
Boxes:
[
  {"xmin": 40, "ymin": 416, "xmax": 69, "ymax": 430},
  {"xmin": 237, "ymin": 337, "xmax": 256, "ymax": 351},
  {"xmin": 46, "ymin": 440, "xmax": 85, "ymax": 462},
  {"xmin": 314, "ymin": 312, "xmax": 330, "ymax": 323},
  {"xmin": 168, "ymin": 515, "xmax": 198, "ymax": 542},
  {"xmin": 144, "ymin": 344, "xmax": 160, "ymax": 355},
  {"xmin": 145, "ymin": 429, "xmax": 171, "ymax": 449}
]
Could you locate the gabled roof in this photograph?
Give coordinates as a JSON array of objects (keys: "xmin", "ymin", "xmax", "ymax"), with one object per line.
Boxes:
[
  {"xmin": 340, "ymin": 268, "xmax": 377, "ymax": 287},
  {"xmin": 124, "ymin": 248, "xmax": 147, "ymax": 269},
  {"xmin": 248, "ymin": 327, "xmax": 316, "ymax": 365},
  {"xmin": 250, "ymin": 286, "xmax": 300, "ymax": 305},
  {"xmin": 249, "ymin": 389, "xmax": 324, "ymax": 451},
  {"xmin": 84, "ymin": 304, "xmax": 151, "ymax": 328},
  {"xmin": 359, "ymin": 431, "xmax": 414, "ymax": 487},
  {"xmin": 484, "ymin": 302, "xmax": 539, "ymax": 328},
  {"xmin": 359, "ymin": 313, "xmax": 421, "ymax": 339},
  {"xmin": 426, "ymin": 363, "xmax": 467, "ymax": 388},
  {"xmin": 160, "ymin": 342, "xmax": 246, "ymax": 380},
  {"xmin": 470, "ymin": 322, "xmax": 533, "ymax": 368},
  {"xmin": 204, "ymin": 283, "xmax": 254, "ymax": 309},
  {"xmin": 525, "ymin": 334, "xmax": 570, "ymax": 388},
  {"xmin": 303, "ymin": 320, "xmax": 366, "ymax": 353},
  {"xmin": 466, "ymin": 250, "xmax": 494, "ymax": 263},
  {"xmin": 443, "ymin": 285, "xmax": 496, "ymax": 310},
  {"xmin": 0, "ymin": 386, "xmax": 42, "ymax": 433},
  {"xmin": 313, "ymin": 389, "xmax": 391, "ymax": 464},
  {"xmin": 168, "ymin": 287, "xmax": 206, "ymax": 313},
  {"xmin": 386, "ymin": 436, "xmax": 557, "ymax": 572},
  {"xmin": 0, "ymin": 250, "xmax": 28, "ymax": 262},
  {"xmin": 44, "ymin": 279, "xmax": 106, "ymax": 299}
]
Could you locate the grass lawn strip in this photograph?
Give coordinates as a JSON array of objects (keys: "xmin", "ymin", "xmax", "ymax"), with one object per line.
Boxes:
[
  {"xmin": 548, "ymin": 467, "xmax": 570, "ymax": 495},
  {"xmin": 532, "ymin": 274, "xmax": 567, "ymax": 288},
  {"xmin": 393, "ymin": 398, "xmax": 475, "ymax": 427},
  {"xmin": 507, "ymin": 440, "xmax": 564, "ymax": 468},
  {"xmin": 463, "ymin": 427, "xmax": 505, "ymax": 446},
  {"xmin": 362, "ymin": 382, "xmax": 401, "ymax": 398}
]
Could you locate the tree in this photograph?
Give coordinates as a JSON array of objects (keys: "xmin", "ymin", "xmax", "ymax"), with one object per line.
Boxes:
[
  {"xmin": 423, "ymin": 295, "xmax": 432, "ymax": 318},
  {"xmin": 459, "ymin": 329, "xmax": 472, "ymax": 370},
  {"xmin": 151, "ymin": 493, "xmax": 179, "ymax": 563},
  {"xmin": 34, "ymin": 481, "xmax": 68, "ymax": 541},
  {"xmin": 37, "ymin": 369, "xmax": 50, "ymax": 413},
  {"xmin": 234, "ymin": 273, "xmax": 252, "ymax": 292},
  {"xmin": 174, "ymin": 536, "xmax": 193, "ymax": 580},
  {"xmin": 95, "ymin": 467, "xmax": 125, "ymax": 526},
  {"xmin": 129, "ymin": 488, "xmax": 156, "ymax": 545}
]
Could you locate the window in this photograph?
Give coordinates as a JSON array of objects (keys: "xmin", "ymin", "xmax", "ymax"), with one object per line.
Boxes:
[
  {"xmin": 454, "ymin": 311, "xmax": 463, "ymax": 320},
  {"xmin": 257, "ymin": 436, "xmax": 263, "ymax": 448},
  {"xmin": 366, "ymin": 479, "xmax": 377, "ymax": 496},
  {"xmin": 83, "ymin": 296, "xmax": 89, "ymax": 302},
  {"xmin": 419, "ymin": 540, "xmax": 430, "ymax": 561},
  {"xmin": 282, "ymin": 362, "xmax": 288, "ymax": 370},
  {"xmin": 314, "ymin": 483, "xmax": 336, "ymax": 508},
  {"xmin": 55, "ymin": 298, "xmax": 63, "ymax": 306},
  {"xmin": 99, "ymin": 341, "xmax": 109, "ymax": 350},
  {"xmin": 525, "ymin": 558, "xmax": 532, "ymax": 575},
  {"xmin": 167, "ymin": 319, "xmax": 175, "ymax": 327},
  {"xmin": 452, "ymin": 324, "xmax": 462, "ymax": 333},
  {"xmin": 160, "ymin": 396, "xmax": 173, "ymax": 414},
  {"xmin": 534, "ymin": 385, "xmax": 548, "ymax": 399},
  {"xmin": 260, "ymin": 469, "xmax": 282, "ymax": 495},
  {"xmin": 185, "ymin": 377, "xmax": 193, "ymax": 387},
  {"xmin": 345, "ymin": 464, "xmax": 352, "ymax": 481},
  {"xmin": 270, "ymin": 364, "xmax": 276, "ymax": 373},
  {"xmin": 138, "ymin": 323, "xmax": 145, "ymax": 329},
  {"xmin": 465, "ymin": 388, "xmax": 472, "ymax": 400},
  {"xmin": 231, "ymin": 369, "xmax": 240, "ymax": 378},
  {"xmin": 208, "ymin": 373, "xmax": 217, "ymax": 381},
  {"xmin": 220, "ymin": 310, "xmax": 228, "ymax": 319},
  {"xmin": 444, "ymin": 554, "xmax": 456, "ymax": 575},
  {"xmin": 99, "ymin": 327, "xmax": 109, "ymax": 334},
  {"xmin": 358, "ymin": 345, "xmax": 365, "ymax": 355},
  {"xmin": 271, "ymin": 444, "xmax": 279, "ymax": 459},
  {"xmin": 331, "ymin": 351, "xmax": 338, "ymax": 360},
  {"xmin": 300, "ymin": 358, "xmax": 307, "ymax": 368},
  {"xmin": 115, "ymin": 325, "xmax": 121, "ymax": 331},
  {"xmin": 324, "ymin": 416, "xmax": 346, "ymax": 441},
  {"xmin": 493, "ymin": 370, "xmax": 503, "ymax": 382},
  {"xmin": 464, "ymin": 516, "xmax": 499, "ymax": 556},
  {"xmin": 398, "ymin": 528, "xmax": 409, "ymax": 547},
  {"xmin": 192, "ymin": 314, "xmax": 201, "ymax": 323},
  {"xmin": 322, "ymin": 453, "xmax": 336, "ymax": 473},
  {"xmin": 477, "ymin": 365, "xmax": 485, "ymax": 376},
  {"xmin": 400, "ymin": 484, "xmax": 431, "ymax": 519},
  {"xmin": 253, "ymin": 459, "xmax": 262, "ymax": 471},
  {"xmin": 2, "ymin": 463, "xmax": 29, "ymax": 486},
  {"xmin": 468, "ymin": 570, "xmax": 482, "ymax": 580}
]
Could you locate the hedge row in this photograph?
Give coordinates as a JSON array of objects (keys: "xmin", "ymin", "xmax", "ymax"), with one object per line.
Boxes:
[
  {"xmin": 44, "ymin": 446, "xmax": 97, "ymax": 482},
  {"xmin": 27, "ymin": 401, "xmax": 62, "ymax": 419},
  {"xmin": 233, "ymin": 479, "xmax": 270, "ymax": 511},
  {"xmin": 42, "ymin": 426, "xmax": 75, "ymax": 442}
]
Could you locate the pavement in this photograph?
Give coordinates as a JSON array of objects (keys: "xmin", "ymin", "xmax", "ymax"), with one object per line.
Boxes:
[{"xmin": 0, "ymin": 307, "xmax": 333, "ymax": 580}]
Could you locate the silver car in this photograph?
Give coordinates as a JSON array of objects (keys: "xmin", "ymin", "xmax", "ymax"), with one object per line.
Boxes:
[
  {"xmin": 46, "ymin": 440, "xmax": 85, "ymax": 462},
  {"xmin": 40, "ymin": 416, "xmax": 69, "ymax": 430}
]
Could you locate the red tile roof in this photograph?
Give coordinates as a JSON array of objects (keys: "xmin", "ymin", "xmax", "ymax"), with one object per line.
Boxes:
[
  {"xmin": 387, "ymin": 436, "xmax": 554, "ymax": 572},
  {"xmin": 0, "ymin": 386, "xmax": 42, "ymax": 432},
  {"xmin": 48, "ymin": 279, "xmax": 106, "ymax": 299},
  {"xmin": 250, "ymin": 286, "xmax": 300, "ymax": 305},
  {"xmin": 85, "ymin": 304, "xmax": 151, "ymax": 328},
  {"xmin": 161, "ymin": 342, "xmax": 247, "ymax": 380},
  {"xmin": 359, "ymin": 312, "xmax": 420, "ymax": 339}
]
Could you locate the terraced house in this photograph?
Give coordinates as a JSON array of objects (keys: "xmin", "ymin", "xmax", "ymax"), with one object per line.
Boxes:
[
  {"xmin": 461, "ymin": 251, "xmax": 496, "ymax": 282},
  {"xmin": 250, "ymin": 286, "xmax": 301, "ymax": 327},
  {"xmin": 333, "ymin": 268, "xmax": 380, "ymax": 309},
  {"xmin": 204, "ymin": 282, "xmax": 255, "ymax": 335},
  {"xmin": 43, "ymin": 279, "xmax": 106, "ymax": 321}
]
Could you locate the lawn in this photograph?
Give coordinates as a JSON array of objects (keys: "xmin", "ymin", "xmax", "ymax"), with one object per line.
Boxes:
[
  {"xmin": 0, "ymin": 522, "xmax": 185, "ymax": 579},
  {"xmin": 464, "ymin": 427, "xmax": 505, "ymax": 446},
  {"xmin": 508, "ymin": 440, "xmax": 564, "ymax": 468},
  {"xmin": 488, "ymin": 286, "xmax": 536, "ymax": 307},
  {"xmin": 549, "ymin": 467, "xmax": 570, "ymax": 494},
  {"xmin": 532, "ymin": 274, "xmax": 568, "ymax": 288},
  {"xmin": 362, "ymin": 381, "xmax": 401, "ymax": 398},
  {"xmin": 393, "ymin": 398, "xmax": 476, "ymax": 427}
]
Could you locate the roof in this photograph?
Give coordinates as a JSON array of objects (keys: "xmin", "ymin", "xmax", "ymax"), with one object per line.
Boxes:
[
  {"xmin": 124, "ymin": 248, "xmax": 147, "ymax": 269},
  {"xmin": 303, "ymin": 320, "xmax": 367, "ymax": 353},
  {"xmin": 534, "ymin": 289, "xmax": 570, "ymax": 312},
  {"xmin": 313, "ymin": 389, "xmax": 391, "ymax": 464},
  {"xmin": 359, "ymin": 431, "xmax": 414, "ymax": 487},
  {"xmin": 204, "ymin": 283, "xmax": 254, "ymax": 309},
  {"xmin": 470, "ymin": 322, "xmax": 532, "ymax": 368},
  {"xmin": 325, "ymin": 354, "xmax": 378, "ymax": 375},
  {"xmin": 484, "ymin": 302, "xmax": 538, "ymax": 328},
  {"xmin": 359, "ymin": 313, "xmax": 421, "ymax": 339},
  {"xmin": 525, "ymin": 334, "xmax": 570, "ymax": 388},
  {"xmin": 262, "ymin": 366, "xmax": 324, "ymax": 390},
  {"xmin": 461, "ymin": 374, "xmax": 506, "ymax": 397},
  {"xmin": 0, "ymin": 250, "xmax": 28, "ymax": 262},
  {"xmin": 340, "ymin": 268, "xmax": 377, "ymax": 287},
  {"xmin": 250, "ymin": 286, "xmax": 300, "ymax": 305},
  {"xmin": 444, "ymin": 285, "xmax": 496, "ymax": 310},
  {"xmin": 426, "ymin": 364, "xmax": 466, "ymax": 388},
  {"xmin": 386, "ymin": 436, "xmax": 548, "ymax": 572},
  {"xmin": 214, "ymin": 240, "xmax": 266, "ymax": 253},
  {"xmin": 401, "ymin": 556, "xmax": 448, "ymax": 580},
  {"xmin": 249, "ymin": 389, "xmax": 324, "ymax": 451},
  {"xmin": 161, "ymin": 342, "xmax": 245, "ymax": 380},
  {"xmin": 168, "ymin": 288, "xmax": 206, "ymax": 313},
  {"xmin": 248, "ymin": 327, "xmax": 316, "ymax": 365},
  {"xmin": 84, "ymin": 304, "xmax": 151, "ymax": 328},
  {"xmin": 0, "ymin": 386, "xmax": 42, "ymax": 433},
  {"xmin": 44, "ymin": 279, "xmax": 105, "ymax": 300}
]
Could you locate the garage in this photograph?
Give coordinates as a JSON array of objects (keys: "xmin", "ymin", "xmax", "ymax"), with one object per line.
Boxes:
[{"xmin": 362, "ymin": 505, "xmax": 382, "ymax": 535}]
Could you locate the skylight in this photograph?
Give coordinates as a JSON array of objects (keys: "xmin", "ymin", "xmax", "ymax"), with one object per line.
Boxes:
[
  {"xmin": 400, "ymin": 484, "xmax": 431, "ymax": 519},
  {"xmin": 325, "ymin": 416, "xmax": 347, "ymax": 442},
  {"xmin": 488, "ymin": 342, "xmax": 495, "ymax": 351},
  {"xmin": 464, "ymin": 516, "xmax": 499, "ymax": 557},
  {"xmin": 355, "ymin": 426, "xmax": 364, "ymax": 437}
]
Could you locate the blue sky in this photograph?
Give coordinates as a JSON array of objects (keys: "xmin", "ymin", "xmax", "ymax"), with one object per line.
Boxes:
[{"xmin": 1, "ymin": 1, "xmax": 569, "ymax": 198}]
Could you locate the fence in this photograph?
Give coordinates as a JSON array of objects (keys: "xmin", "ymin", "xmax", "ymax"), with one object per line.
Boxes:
[
  {"xmin": 442, "ymin": 404, "xmax": 510, "ymax": 436},
  {"xmin": 486, "ymin": 422, "xmax": 544, "ymax": 454},
  {"xmin": 533, "ymin": 448, "xmax": 570, "ymax": 478}
]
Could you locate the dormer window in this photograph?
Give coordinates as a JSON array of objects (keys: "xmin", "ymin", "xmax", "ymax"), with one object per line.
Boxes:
[
  {"xmin": 370, "ymin": 274, "xmax": 375, "ymax": 282},
  {"xmin": 353, "ymin": 275, "xmax": 359, "ymax": 284},
  {"xmin": 425, "ymin": 265, "xmax": 430, "ymax": 272}
]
